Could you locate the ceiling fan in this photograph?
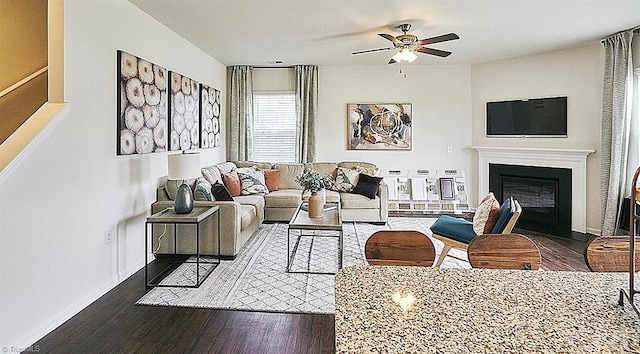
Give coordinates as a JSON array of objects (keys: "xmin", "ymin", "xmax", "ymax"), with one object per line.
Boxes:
[{"xmin": 352, "ymin": 24, "xmax": 459, "ymax": 64}]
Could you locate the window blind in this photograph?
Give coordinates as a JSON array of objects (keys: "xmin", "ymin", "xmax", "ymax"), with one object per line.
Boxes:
[{"xmin": 252, "ymin": 92, "xmax": 296, "ymax": 162}]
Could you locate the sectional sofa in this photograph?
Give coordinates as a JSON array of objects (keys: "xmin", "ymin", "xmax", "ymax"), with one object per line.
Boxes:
[{"xmin": 151, "ymin": 160, "xmax": 388, "ymax": 258}]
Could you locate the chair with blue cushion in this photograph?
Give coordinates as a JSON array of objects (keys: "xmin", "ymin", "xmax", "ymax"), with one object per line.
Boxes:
[{"xmin": 431, "ymin": 197, "xmax": 522, "ymax": 268}]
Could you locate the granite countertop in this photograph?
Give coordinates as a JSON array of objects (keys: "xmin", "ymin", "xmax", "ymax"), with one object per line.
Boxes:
[{"xmin": 335, "ymin": 265, "xmax": 640, "ymax": 353}]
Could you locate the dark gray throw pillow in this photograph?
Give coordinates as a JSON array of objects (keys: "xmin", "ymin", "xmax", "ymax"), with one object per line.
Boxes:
[
  {"xmin": 351, "ymin": 173, "xmax": 383, "ymax": 199},
  {"xmin": 212, "ymin": 181, "xmax": 234, "ymax": 201}
]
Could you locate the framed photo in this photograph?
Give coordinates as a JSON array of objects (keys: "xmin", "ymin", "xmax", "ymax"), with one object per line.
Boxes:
[
  {"xmin": 439, "ymin": 178, "xmax": 455, "ymax": 200},
  {"xmin": 117, "ymin": 50, "xmax": 168, "ymax": 155},
  {"xmin": 168, "ymin": 71, "xmax": 199, "ymax": 151},
  {"xmin": 347, "ymin": 103, "xmax": 412, "ymax": 150}
]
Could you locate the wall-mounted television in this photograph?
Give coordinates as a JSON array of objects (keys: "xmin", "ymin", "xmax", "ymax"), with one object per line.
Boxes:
[{"xmin": 486, "ymin": 96, "xmax": 567, "ymax": 137}]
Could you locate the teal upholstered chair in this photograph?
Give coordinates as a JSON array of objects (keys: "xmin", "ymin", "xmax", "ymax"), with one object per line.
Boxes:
[{"xmin": 431, "ymin": 197, "xmax": 522, "ymax": 268}]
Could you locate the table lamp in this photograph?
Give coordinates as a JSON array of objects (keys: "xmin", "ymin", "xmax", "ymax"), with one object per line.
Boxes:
[{"xmin": 168, "ymin": 151, "xmax": 200, "ymax": 214}]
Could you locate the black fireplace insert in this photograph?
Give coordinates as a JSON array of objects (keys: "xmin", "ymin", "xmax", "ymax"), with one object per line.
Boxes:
[{"xmin": 489, "ymin": 164, "xmax": 572, "ymax": 236}]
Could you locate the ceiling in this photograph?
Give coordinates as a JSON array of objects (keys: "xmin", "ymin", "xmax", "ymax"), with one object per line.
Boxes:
[{"xmin": 128, "ymin": 0, "xmax": 640, "ymax": 67}]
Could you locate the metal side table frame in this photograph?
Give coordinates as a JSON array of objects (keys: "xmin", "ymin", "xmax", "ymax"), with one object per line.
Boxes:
[{"xmin": 145, "ymin": 206, "xmax": 220, "ymax": 288}]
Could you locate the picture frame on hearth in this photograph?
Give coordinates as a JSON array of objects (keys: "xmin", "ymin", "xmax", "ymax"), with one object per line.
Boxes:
[
  {"xmin": 439, "ymin": 178, "xmax": 455, "ymax": 200},
  {"xmin": 347, "ymin": 103, "xmax": 412, "ymax": 150}
]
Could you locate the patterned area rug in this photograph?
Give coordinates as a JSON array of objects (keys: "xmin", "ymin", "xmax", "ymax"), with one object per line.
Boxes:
[{"xmin": 136, "ymin": 217, "xmax": 470, "ymax": 314}]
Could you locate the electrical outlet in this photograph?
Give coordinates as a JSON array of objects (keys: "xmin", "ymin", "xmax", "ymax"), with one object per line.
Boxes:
[{"xmin": 105, "ymin": 229, "xmax": 113, "ymax": 245}]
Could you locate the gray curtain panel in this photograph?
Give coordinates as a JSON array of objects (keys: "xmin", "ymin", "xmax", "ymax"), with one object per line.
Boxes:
[
  {"xmin": 295, "ymin": 65, "xmax": 318, "ymax": 163},
  {"xmin": 228, "ymin": 66, "xmax": 254, "ymax": 161},
  {"xmin": 600, "ymin": 30, "xmax": 634, "ymax": 235}
]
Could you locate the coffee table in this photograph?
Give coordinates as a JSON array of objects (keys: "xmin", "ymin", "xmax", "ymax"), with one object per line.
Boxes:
[{"xmin": 287, "ymin": 202, "xmax": 343, "ymax": 274}]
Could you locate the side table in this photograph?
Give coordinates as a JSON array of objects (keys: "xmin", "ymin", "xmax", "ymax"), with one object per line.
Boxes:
[{"xmin": 145, "ymin": 206, "xmax": 220, "ymax": 288}]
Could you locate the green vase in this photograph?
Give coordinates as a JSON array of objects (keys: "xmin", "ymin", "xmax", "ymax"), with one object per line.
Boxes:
[{"xmin": 174, "ymin": 182, "xmax": 193, "ymax": 214}]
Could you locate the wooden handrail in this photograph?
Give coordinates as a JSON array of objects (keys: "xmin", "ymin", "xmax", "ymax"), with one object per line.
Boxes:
[{"xmin": 0, "ymin": 66, "xmax": 48, "ymax": 99}]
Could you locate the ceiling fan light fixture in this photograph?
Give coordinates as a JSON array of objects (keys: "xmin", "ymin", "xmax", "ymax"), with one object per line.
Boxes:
[
  {"xmin": 403, "ymin": 49, "xmax": 418, "ymax": 63},
  {"xmin": 392, "ymin": 48, "xmax": 417, "ymax": 63}
]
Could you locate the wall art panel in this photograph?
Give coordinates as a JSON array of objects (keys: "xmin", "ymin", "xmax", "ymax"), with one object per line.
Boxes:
[
  {"xmin": 199, "ymin": 84, "xmax": 221, "ymax": 149},
  {"xmin": 117, "ymin": 50, "xmax": 168, "ymax": 155},
  {"xmin": 169, "ymin": 71, "xmax": 199, "ymax": 151}
]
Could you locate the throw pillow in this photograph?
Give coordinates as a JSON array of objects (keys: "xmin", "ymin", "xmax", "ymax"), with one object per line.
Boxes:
[
  {"xmin": 193, "ymin": 178, "xmax": 213, "ymax": 201},
  {"xmin": 333, "ymin": 167, "xmax": 360, "ymax": 192},
  {"xmin": 473, "ymin": 193, "xmax": 500, "ymax": 235},
  {"xmin": 222, "ymin": 171, "xmax": 241, "ymax": 197},
  {"xmin": 211, "ymin": 181, "xmax": 233, "ymax": 201},
  {"xmin": 262, "ymin": 169, "xmax": 281, "ymax": 192},
  {"xmin": 351, "ymin": 173, "xmax": 383, "ymax": 199},
  {"xmin": 236, "ymin": 166, "xmax": 269, "ymax": 195}
]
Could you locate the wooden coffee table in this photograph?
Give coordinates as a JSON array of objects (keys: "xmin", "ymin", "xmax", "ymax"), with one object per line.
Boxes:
[{"xmin": 287, "ymin": 202, "xmax": 343, "ymax": 274}]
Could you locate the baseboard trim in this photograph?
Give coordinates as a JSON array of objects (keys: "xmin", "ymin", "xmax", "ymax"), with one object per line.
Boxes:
[{"xmin": 11, "ymin": 261, "xmax": 144, "ymax": 350}]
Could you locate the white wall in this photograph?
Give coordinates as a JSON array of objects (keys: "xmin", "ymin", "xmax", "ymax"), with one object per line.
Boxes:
[
  {"xmin": 0, "ymin": 0, "xmax": 226, "ymax": 348},
  {"xmin": 317, "ymin": 65, "xmax": 473, "ymax": 189},
  {"xmin": 471, "ymin": 43, "xmax": 605, "ymax": 233}
]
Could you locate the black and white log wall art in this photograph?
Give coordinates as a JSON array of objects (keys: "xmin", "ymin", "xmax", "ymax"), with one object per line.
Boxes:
[
  {"xmin": 169, "ymin": 71, "xmax": 199, "ymax": 151},
  {"xmin": 199, "ymin": 84, "xmax": 221, "ymax": 149},
  {"xmin": 117, "ymin": 50, "xmax": 168, "ymax": 155}
]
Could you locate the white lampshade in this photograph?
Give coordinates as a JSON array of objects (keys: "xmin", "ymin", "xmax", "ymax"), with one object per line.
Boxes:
[{"xmin": 167, "ymin": 152, "xmax": 200, "ymax": 180}]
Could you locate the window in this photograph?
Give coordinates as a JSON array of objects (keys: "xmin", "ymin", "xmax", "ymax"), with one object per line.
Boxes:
[{"xmin": 252, "ymin": 91, "xmax": 296, "ymax": 162}]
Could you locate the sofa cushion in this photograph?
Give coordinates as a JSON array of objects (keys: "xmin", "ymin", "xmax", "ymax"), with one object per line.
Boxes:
[
  {"xmin": 264, "ymin": 189, "xmax": 303, "ymax": 208},
  {"xmin": 211, "ymin": 181, "xmax": 233, "ymax": 201},
  {"xmin": 235, "ymin": 161, "xmax": 273, "ymax": 169},
  {"xmin": 239, "ymin": 204, "xmax": 257, "ymax": 230},
  {"xmin": 223, "ymin": 171, "xmax": 242, "ymax": 196},
  {"xmin": 216, "ymin": 162, "xmax": 237, "ymax": 175},
  {"xmin": 275, "ymin": 163, "xmax": 304, "ymax": 190},
  {"xmin": 237, "ymin": 167, "xmax": 269, "ymax": 195},
  {"xmin": 262, "ymin": 169, "xmax": 280, "ymax": 191},
  {"xmin": 165, "ymin": 178, "xmax": 197, "ymax": 200},
  {"xmin": 234, "ymin": 195, "xmax": 265, "ymax": 211},
  {"xmin": 351, "ymin": 173, "xmax": 383, "ymax": 199},
  {"xmin": 338, "ymin": 161, "xmax": 379, "ymax": 176},
  {"xmin": 194, "ymin": 178, "xmax": 213, "ymax": 201},
  {"xmin": 201, "ymin": 165, "xmax": 222, "ymax": 185},
  {"xmin": 333, "ymin": 167, "xmax": 360, "ymax": 192},
  {"xmin": 305, "ymin": 162, "xmax": 338, "ymax": 179},
  {"xmin": 340, "ymin": 192, "xmax": 380, "ymax": 209}
]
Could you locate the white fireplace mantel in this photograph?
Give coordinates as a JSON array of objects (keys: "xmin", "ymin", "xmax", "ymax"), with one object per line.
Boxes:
[{"xmin": 472, "ymin": 146, "xmax": 595, "ymax": 233}]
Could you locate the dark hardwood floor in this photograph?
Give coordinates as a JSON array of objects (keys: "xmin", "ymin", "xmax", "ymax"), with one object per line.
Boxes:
[{"xmin": 31, "ymin": 225, "xmax": 589, "ymax": 354}]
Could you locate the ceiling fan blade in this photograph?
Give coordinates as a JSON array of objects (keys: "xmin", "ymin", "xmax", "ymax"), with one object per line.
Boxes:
[
  {"xmin": 352, "ymin": 47, "xmax": 393, "ymax": 55},
  {"xmin": 416, "ymin": 47, "xmax": 452, "ymax": 57},
  {"xmin": 417, "ymin": 33, "xmax": 459, "ymax": 45},
  {"xmin": 378, "ymin": 33, "xmax": 400, "ymax": 44}
]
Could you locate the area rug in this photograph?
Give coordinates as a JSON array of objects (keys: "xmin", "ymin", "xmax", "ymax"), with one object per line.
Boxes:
[{"xmin": 136, "ymin": 217, "xmax": 470, "ymax": 314}]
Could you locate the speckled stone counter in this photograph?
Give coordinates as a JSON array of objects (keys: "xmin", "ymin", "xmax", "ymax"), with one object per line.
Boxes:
[{"xmin": 335, "ymin": 265, "xmax": 640, "ymax": 353}]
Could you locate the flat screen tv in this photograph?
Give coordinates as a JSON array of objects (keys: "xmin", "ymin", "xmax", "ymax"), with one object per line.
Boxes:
[{"xmin": 486, "ymin": 96, "xmax": 567, "ymax": 137}]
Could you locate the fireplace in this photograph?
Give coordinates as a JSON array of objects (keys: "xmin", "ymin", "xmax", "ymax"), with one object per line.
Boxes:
[{"xmin": 489, "ymin": 164, "xmax": 572, "ymax": 236}]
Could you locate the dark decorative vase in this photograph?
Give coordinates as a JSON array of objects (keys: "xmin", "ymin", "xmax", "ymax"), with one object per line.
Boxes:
[{"xmin": 174, "ymin": 182, "xmax": 194, "ymax": 214}]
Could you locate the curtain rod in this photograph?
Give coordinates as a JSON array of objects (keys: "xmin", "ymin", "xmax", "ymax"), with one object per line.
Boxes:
[
  {"xmin": 252, "ymin": 66, "xmax": 295, "ymax": 69},
  {"xmin": 600, "ymin": 25, "xmax": 640, "ymax": 42}
]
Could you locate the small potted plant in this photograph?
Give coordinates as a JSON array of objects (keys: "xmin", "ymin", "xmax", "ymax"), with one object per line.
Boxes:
[{"xmin": 295, "ymin": 169, "xmax": 333, "ymax": 218}]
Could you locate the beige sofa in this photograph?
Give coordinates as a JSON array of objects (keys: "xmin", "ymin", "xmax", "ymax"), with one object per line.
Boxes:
[{"xmin": 151, "ymin": 160, "xmax": 388, "ymax": 258}]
